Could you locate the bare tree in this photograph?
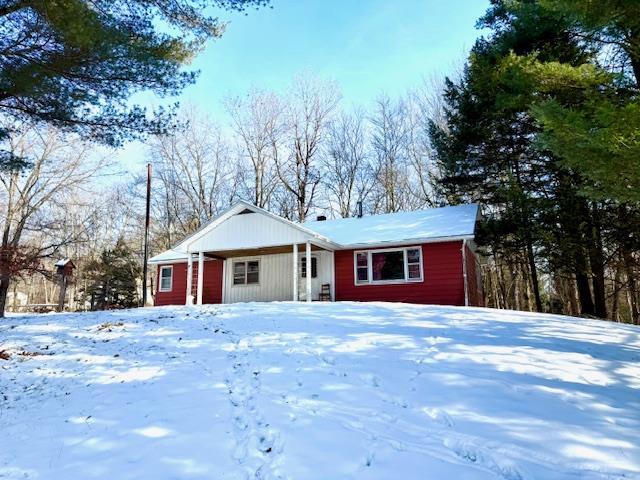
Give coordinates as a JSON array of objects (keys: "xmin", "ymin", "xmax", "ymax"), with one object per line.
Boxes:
[
  {"xmin": 405, "ymin": 75, "xmax": 448, "ymax": 207},
  {"xmin": 369, "ymin": 94, "xmax": 413, "ymax": 213},
  {"xmin": 321, "ymin": 108, "xmax": 374, "ymax": 217},
  {"xmin": 147, "ymin": 108, "xmax": 233, "ymax": 247},
  {"xmin": 0, "ymin": 122, "xmax": 105, "ymax": 317},
  {"xmin": 225, "ymin": 89, "xmax": 283, "ymax": 209},
  {"xmin": 276, "ymin": 75, "xmax": 341, "ymax": 221}
]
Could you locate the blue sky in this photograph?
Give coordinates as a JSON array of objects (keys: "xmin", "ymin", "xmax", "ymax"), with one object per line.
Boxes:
[{"xmin": 116, "ymin": 0, "xmax": 490, "ymax": 170}]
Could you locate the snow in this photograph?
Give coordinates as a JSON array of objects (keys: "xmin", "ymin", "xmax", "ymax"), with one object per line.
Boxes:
[
  {"xmin": 148, "ymin": 249, "xmax": 189, "ymax": 264},
  {"xmin": 1, "ymin": 302, "xmax": 639, "ymax": 480},
  {"xmin": 303, "ymin": 204, "xmax": 479, "ymax": 246},
  {"xmin": 150, "ymin": 203, "xmax": 479, "ymax": 262}
]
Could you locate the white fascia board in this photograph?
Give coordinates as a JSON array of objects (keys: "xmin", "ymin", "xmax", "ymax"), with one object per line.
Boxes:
[
  {"xmin": 334, "ymin": 234, "xmax": 475, "ymax": 250},
  {"xmin": 148, "ymin": 258, "xmax": 187, "ymax": 265}
]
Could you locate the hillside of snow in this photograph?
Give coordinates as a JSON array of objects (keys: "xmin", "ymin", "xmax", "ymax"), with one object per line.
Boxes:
[{"xmin": 1, "ymin": 303, "xmax": 639, "ymax": 480}]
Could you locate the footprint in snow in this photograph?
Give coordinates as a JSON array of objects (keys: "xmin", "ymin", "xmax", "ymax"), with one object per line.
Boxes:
[
  {"xmin": 422, "ymin": 407, "xmax": 455, "ymax": 427},
  {"xmin": 361, "ymin": 373, "xmax": 380, "ymax": 387},
  {"xmin": 364, "ymin": 451, "xmax": 375, "ymax": 467},
  {"xmin": 444, "ymin": 439, "xmax": 524, "ymax": 480}
]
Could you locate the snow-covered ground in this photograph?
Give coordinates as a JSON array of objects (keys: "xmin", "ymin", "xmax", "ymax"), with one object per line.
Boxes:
[{"xmin": 1, "ymin": 303, "xmax": 639, "ymax": 480}]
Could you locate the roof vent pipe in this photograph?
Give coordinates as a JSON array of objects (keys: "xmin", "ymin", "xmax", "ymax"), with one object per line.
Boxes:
[{"xmin": 356, "ymin": 201, "xmax": 363, "ymax": 218}]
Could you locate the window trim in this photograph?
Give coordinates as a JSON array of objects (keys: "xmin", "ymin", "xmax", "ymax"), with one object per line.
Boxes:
[
  {"xmin": 232, "ymin": 259, "xmax": 261, "ymax": 287},
  {"xmin": 353, "ymin": 246, "xmax": 423, "ymax": 286},
  {"xmin": 159, "ymin": 265, "xmax": 173, "ymax": 292}
]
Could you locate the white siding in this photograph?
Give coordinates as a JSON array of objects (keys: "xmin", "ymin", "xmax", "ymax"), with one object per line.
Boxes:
[
  {"xmin": 188, "ymin": 212, "xmax": 314, "ymax": 253},
  {"xmin": 223, "ymin": 251, "xmax": 334, "ymax": 303},
  {"xmin": 298, "ymin": 250, "xmax": 332, "ymax": 301}
]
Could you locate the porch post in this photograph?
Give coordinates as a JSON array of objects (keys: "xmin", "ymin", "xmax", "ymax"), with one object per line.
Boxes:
[
  {"xmin": 186, "ymin": 254, "xmax": 193, "ymax": 305},
  {"xmin": 196, "ymin": 251, "xmax": 204, "ymax": 305},
  {"xmin": 305, "ymin": 241, "xmax": 312, "ymax": 302},
  {"xmin": 292, "ymin": 243, "xmax": 298, "ymax": 301}
]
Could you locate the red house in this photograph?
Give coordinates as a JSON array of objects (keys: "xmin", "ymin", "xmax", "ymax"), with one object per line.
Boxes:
[{"xmin": 149, "ymin": 201, "xmax": 483, "ymax": 307}]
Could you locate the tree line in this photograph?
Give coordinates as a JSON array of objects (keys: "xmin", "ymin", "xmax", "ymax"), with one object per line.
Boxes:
[
  {"xmin": 1, "ymin": 0, "xmax": 638, "ymax": 324},
  {"xmin": 146, "ymin": 75, "xmax": 444, "ymax": 250},
  {"xmin": 0, "ymin": 74, "xmax": 446, "ymax": 315}
]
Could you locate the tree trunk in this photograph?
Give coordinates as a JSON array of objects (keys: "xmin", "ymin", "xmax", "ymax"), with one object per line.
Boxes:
[
  {"xmin": 626, "ymin": 30, "xmax": 640, "ymax": 90},
  {"xmin": 623, "ymin": 250, "xmax": 639, "ymax": 325},
  {"xmin": 525, "ymin": 240, "xmax": 543, "ymax": 312},
  {"xmin": 57, "ymin": 275, "xmax": 67, "ymax": 312},
  {"xmin": 514, "ymin": 269, "xmax": 521, "ymax": 311},
  {"xmin": 588, "ymin": 203, "xmax": 607, "ymax": 318},
  {"xmin": 612, "ymin": 262, "xmax": 622, "ymax": 322},
  {"xmin": 494, "ymin": 252, "xmax": 507, "ymax": 309},
  {"xmin": 0, "ymin": 278, "xmax": 10, "ymax": 318},
  {"xmin": 568, "ymin": 277, "xmax": 579, "ymax": 317},
  {"xmin": 575, "ymin": 269, "xmax": 595, "ymax": 316},
  {"xmin": 12, "ymin": 281, "xmax": 18, "ymax": 311}
]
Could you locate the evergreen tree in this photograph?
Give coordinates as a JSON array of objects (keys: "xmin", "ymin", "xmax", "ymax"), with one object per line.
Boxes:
[
  {"xmin": 83, "ymin": 239, "xmax": 142, "ymax": 310},
  {"xmin": 429, "ymin": 0, "xmax": 640, "ymax": 319},
  {"xmin": 0, "ymin": 0, "xmax": 268, "ymax": 167},
  {"xmin": 430, "ymin": 0, "xmax": 586, "ymax": 313}
]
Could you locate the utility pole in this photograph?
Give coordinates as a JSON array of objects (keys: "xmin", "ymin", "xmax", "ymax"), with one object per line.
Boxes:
[{"xmin": 142, "ymin": 163, "xmax": 152, "ymax": 306}]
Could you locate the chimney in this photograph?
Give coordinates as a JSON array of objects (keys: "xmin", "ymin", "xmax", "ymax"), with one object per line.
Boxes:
[
  {"xmin": 316, "ymin": 215, "xmax": 327, "ymax": 221},
  {"xmin": 356, "ymin": 201, "xmax": 363, "ymax": 218}
]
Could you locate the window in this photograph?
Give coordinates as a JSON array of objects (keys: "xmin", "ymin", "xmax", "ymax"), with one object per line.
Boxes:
[
  {"xmin": 356, "ymin": 252, "xmax": 369, "ymax": 284},
  {"xmin": 159, "ymin": 266, "xmax": 173, "ymax": 292},
  {"xmin": 372, "ymin": 250, "xmax": 404, "ymax": 281},
  {"xmin": 233, "ymin": 260, "xmax": 259, "ymax": 285},
  {"xmin": 406, "ymin": 248, "xmax": 421, "ymax": 280},
  {"xmin": 301, "ymin": 257, "xmax": 317, "ymax": 278},
  {"xmin": 354, "ymin": 247, "xmax": 423, "ymax": 285}
]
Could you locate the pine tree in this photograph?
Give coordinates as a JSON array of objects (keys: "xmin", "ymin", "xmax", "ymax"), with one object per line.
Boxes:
[
  {"xmin": 83, "ymin": 239, "xmax": 141, "ymax": 310},
  {"xmin": 0, "ymin": 0, "xmax": 268, "ymax": 167},
  {"xmin": 429, "ymin": 0, "xmax": 633, "ymax": 318}
]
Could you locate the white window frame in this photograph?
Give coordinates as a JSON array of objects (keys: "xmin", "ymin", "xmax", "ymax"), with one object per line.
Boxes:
[
  {"xmin": 159, "ymin": 265, "xmax": 173, "ymax": 292},
  {"xmin": 232, "ymin": 259, "xmax": 260, "ymax": 287},
  {"xmin": 353, "ymin": 246, "xmax": 423, "ymax": 285}
]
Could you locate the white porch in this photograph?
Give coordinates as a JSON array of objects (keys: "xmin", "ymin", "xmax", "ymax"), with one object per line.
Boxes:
[
  {"xmin": 178, "ymin": 201, "xmax": 338, "ymax": 305},
  {"xmin": 184, "ymin": 243, "xmax": 334, "ymax": 305}
]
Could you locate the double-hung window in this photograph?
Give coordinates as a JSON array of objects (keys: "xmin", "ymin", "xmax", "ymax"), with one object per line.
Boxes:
[
  {"xmin": 159, "ymin": 266, "xmax": 173, "ymax": 292},
  {"xmin": 354, "ymin": 247, "xmax": 423, "ymax": 285},
  {"xmin": 233, "ymin": 260, "xmax": 260, "ymax": 286}
]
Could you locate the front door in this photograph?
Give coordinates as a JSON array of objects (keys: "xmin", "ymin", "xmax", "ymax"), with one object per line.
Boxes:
[{"xmin": 298, "ymin": 255, "xmax": 321, "ymax": 301}]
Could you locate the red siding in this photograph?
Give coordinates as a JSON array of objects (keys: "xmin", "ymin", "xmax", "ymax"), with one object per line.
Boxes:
[
  {"xmin": 202, "ymin": 260, "xmax": 224, "ymax": 304},
  {"xmin": 334, "ymin": 241, "xmax": 465, "ymax": 305},
  {"xmin": 464, "ymin": 244, "xmax": 484, "ymax": 307},
  {"xmin": 154, "ymin": 260, "xmax": 223, "ymax": 306}
]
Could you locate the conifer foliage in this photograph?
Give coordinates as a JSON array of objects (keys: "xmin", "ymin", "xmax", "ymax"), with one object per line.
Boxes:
[
  {"xmin": 0, "ymin": 0, "xmax": 268, "ymax": 167},
  {"xmin": 430, "ymin": 0, "xmax": 640, "ymax": 323},
  {"xmin": 83, "ymin": 239, "xmax": 142, "ymax": 310}
]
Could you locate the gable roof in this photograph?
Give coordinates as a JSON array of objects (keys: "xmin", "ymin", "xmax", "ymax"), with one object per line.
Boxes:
[
  {"xmin": 303, "ymin": 204, "xmax": 479, "ymax": 247},
  {"xmin": 148, "ymin": 202, "xmax": 479, "ymax": 263},
  {"xmin": 148, "ymin": 200, "xmax": 338, "ymax": 264},
  {"xmin": 176, "ymin": 200, "xmax": 336, "ymax": 251}
]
